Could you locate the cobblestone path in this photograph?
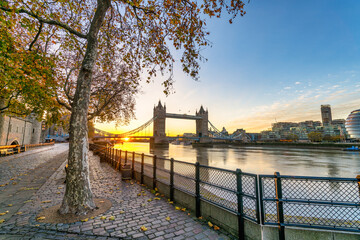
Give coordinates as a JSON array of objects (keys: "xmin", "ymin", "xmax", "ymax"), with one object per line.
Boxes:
[{"xmin": 0, "ymin": 148, "xmax": 235, "ymax": 239}]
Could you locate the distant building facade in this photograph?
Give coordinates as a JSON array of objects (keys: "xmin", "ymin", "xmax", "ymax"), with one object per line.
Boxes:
[
  {"xmin": 321, "ymin": 104, "xmax": 332, "ymax": 126},
  {"xmin": 0, "ymin": 114, "xmax": 42, "ymax": 146},
  {"xmin": 345, "ymin": 109, "xmax": 360, "ymax": 139}
]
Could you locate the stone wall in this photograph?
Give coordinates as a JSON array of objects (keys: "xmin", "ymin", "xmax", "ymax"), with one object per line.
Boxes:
[{"xmin": 0, "ymin": 115, "xmax": 41, "ymax": 146}]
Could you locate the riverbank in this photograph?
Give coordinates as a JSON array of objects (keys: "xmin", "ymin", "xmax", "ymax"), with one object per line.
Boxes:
[{"xmin": 193, "ymin": 141, "xmax": 360, "ymax": 150}]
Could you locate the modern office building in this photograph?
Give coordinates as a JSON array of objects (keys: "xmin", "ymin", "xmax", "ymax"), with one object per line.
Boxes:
[
  {"xmin": 345, "ymin": 109, "xmax": 360, "ymax": 139},
  {"xmin": 321, "ymin": 105, "xmax": 332, "ymax": 126}
]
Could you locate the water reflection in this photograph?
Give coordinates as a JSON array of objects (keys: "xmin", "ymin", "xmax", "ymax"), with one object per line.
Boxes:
[{"xmin": 114, "ymin": 142, "xmax": 360, "ymax": 177}]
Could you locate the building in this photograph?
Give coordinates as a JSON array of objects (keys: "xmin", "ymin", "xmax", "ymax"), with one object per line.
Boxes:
[
  {"xmin": 345, "ymin": 109, "xmax": 360, "ymax": 139},
  {"xmin": 321, "ymin": 105, "xmax": 332, "ymax": 126},
  {"xmin": 0, "ymin": 114, "xmax": 42, "ymax": 146}
]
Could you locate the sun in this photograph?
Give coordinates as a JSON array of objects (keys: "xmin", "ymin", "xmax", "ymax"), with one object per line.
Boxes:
[{"xmin": 123, "ymin": 137, "xmax": 130, "ymax": 141}]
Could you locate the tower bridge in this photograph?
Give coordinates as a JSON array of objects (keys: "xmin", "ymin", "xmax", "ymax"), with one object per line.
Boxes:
[{"xmin": 94, "ymin": 101, "xmax": 251, "ymax": 145}]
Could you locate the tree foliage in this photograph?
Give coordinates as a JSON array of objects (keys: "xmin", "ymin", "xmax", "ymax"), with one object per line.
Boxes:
[
  {"xmin": 307, "ymin": 132, "xmax": 323, "ymax": 142},
  {"xmin": 0, "ymin": 15, "xmax": 62, "ymax": 124}
]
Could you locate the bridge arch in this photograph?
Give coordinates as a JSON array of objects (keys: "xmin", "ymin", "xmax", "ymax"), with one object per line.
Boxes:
[{"xmin": 10, "ymin": 140, "xmax": 19, "ymax": 145}]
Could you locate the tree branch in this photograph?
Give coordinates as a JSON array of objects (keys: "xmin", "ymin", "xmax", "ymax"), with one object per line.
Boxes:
[
  {"xmin": 0, "ymin": 6, "xmax": 87, "ymax": 39},
  {"xmin": 29, "ymin": 21, "xmax": 43, "ymax": 51}
]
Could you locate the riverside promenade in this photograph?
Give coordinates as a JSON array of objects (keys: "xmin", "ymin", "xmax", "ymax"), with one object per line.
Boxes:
[{"xmin": 0, "ymin": 143, "xmax": 233, "ymax": 239}]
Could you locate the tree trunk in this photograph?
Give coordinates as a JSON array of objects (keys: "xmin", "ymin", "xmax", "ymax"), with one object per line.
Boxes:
[{"xmin": 59, "ymin": 0, "xmax": 111, "ymax": 215}]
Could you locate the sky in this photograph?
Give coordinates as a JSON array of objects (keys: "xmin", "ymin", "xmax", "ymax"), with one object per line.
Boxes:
[{"xmin": 96, "ymin": 0, "xmax": 360, "ymax": 135}]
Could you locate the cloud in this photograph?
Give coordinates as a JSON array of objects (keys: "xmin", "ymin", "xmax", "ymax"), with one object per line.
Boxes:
[
  {"xmin": 295, "ymin": 82, "xmax": 301, "ymax": 85},
  {"xmin": 284, "ymin": 86, "xmax": 291, "ymax": 90}
]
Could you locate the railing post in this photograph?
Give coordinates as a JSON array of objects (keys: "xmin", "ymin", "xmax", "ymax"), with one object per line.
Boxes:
[
  {"xmin": 255, "ymin": 175, "xmax": 261, "ymax": 224},
  {"xmin": 170, "ymin": 158, "xmax": 174, "ymax": 201},
  {"xmin": 153, "ymin": 155, "xmax": 157, "ymax": 189},
  {"xmin": 357, "ymin": 175, "xmax": 360, "ymax": 199},
  {"xmin": 119, "ymin": 150, "xmax": 122, "ymax": 170},
  {"xmin": 274, "ymin": 172, "xmax": 285, "ymax": 240},
  {"xmin": 115, "ymin": 149, "xmax": 119, "ymax": 170},
  {"xmin": 112, "ymin": 148, "xmax": 115, "ymax": 167},
  {"xmin": 141, "ymin": 153, "xmax": 144, "ymax": 184},
  {"xmin": 236, "ymin": 169, "xmax": 245, "ymax": 240},
  {"xmin": 132, "ymin": 152, "xmax": 135, "ymax": 179},
  {"xmin": 125, "ymin": 151, "xmax": 128, "ymax": 165},
  {"xmin": 195, "ymin": 162, "xmax": 201, "ymax": 218},
  {"xmin": 258, "ymin": 176, "xmax": 265, "ymax": 225}
]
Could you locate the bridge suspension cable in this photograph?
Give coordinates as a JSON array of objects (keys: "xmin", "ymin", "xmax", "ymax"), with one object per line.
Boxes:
[{"xmin": 94, "ymin": 117, "xmax": 155, "ymax": 138}]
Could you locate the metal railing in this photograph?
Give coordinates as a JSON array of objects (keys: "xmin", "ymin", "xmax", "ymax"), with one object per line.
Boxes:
[{"xmin": 89, "ymin": 144, "xmax": 360, "ymax": 240}]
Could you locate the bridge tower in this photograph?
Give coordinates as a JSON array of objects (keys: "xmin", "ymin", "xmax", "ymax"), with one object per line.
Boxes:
[
  {"xmin": 196, "ymin": 106, "xmax": 211, "ymax": 143},
  {"xmin": 153, "ymin": 101, "xmax": 168, "ymax": 145}
]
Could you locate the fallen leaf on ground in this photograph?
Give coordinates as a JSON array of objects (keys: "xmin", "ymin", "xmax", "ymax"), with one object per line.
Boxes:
[
  {"xmin": 155, "ymin": 188, "xmax": 158, "ymax": 191},
  {"xmin": 198, "ymin": 216, "xmax": 203, "ymax": 219},
  {"xmin": 0, "ymin": 212, "xmax": 7, "ymax": 216},
  {"xmin": 188, "ymin": 213, "xmax": 191, "ymax": 216},
  {"xmin": 137, "ymin": 193, "xmax": 141, "ymax": 196},
  {"xmin": 56, "ymin": 192, "xmax": 61, "ymax": 194},
  {"xmin": 41, "ymin": 200, "xmax": 51, "ymax": 203},
  {"xmin": 175, "ymin": 206, "xmax": 180, "ymax": 210},
  {"xmin": 36, "ymin": 216, "xmax": 45, "ymax": 220},
  {"xmin": 81, "ymin": 218, "xmax": 88, "ymax": 222},
  {"xmin": 214, "ymin": 225, "xmax": 220, "ymax": 230},
  {"xmin": 24, "ymin": 200, "xmax": 32, "ymax": 203},
  {"xmin": 100, "ymin": 216, "xmax": 106, "ymax": 220},
  {"xmin": 99, "ymin": 201, "xmax": 104, "ymax": 203},
  {"xmin": 0, "ymin": 219, "xmax": 5, "ymax": 224},
  {"xmin": 109, "ymin": 216, "xmax": 115, "ymax": 220},
  {"xmin": 8, "ymin": 204, "xmax": 12, "ymax": 207},
  {"xmin": 181, "ymin": 208, "xmax": 186, "ymax": 211},
  {"xmin": 208, "ymin": 222, "xmax": 213, "ymax": 228},
  {"xmin": 90, "ymin": 217, "xmax": 95, "ymax": 219},
  {"xmin": 119, "ymin": 211, "xmax": 125, "ymax": 214},
  {"xmin": 154, "ymin": 197, "xmax": 160, "ymax": 200},
  {"xmin": 165, "ymin": 216, "xmax": 170, "ymax": 221},
  {"xmin": 147, "ymin": 199, "xmax": 152, "ymax": 202},
  {"xmin": 57, "ymin": 187, "xmax": 63, "ymax": 189},
  {"xmin": 16, "ymin": 212, "xmax": 22, "ymax": 215},
  {"xmin": 155, "ymin": 193, "xmax": 160, "ymax": 196},
  {"xmin": 140, "ymin": 226, "xmax": 148, "ymax": 231}
]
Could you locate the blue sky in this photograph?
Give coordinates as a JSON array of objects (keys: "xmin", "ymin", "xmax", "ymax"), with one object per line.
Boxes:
[{"xmin": 96, "ymin": 0, "xmax": 360, "ymax": 134}]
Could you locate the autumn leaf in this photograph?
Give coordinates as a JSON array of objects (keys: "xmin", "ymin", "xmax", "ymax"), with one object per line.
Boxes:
[
  {"xmin": 119, "ymin": 210, "xmax": 125, "ymax": 214},
  {"xmin": 8, "ymin": 204, "xmax": 12, "ymax": 207},
  {"xmin": 154, "ymin": 197, "xmax": 160, "ymax": 200},
  {"xmin": 214, "ymin": 225, "xmax": 220, "ymax": 230},
  {"xmin": 109, "ymin": 216, "xmax": 115, "ymax": 221},
  {"xmin": 100, "ymin": 216, "xmax": 106, "ymax": 220},
  {"xmin": 181, "ymin": 208, "xmax": 186, "ymax": 212},
  {"xmin": 90, "ymin": 217, "xmax": 95, "ymax": 219},
  {"xmin": 175, "ymin": 206, "xmax": 180, "ymax": 210},
  {"xmin": 37, "ymin": 216, "xmax": 45, "ymax": 220},
  {"xmin": 140, "ymin": 226, "xmax": 148, "ymax": 231},
  {"xmin": 198, "ymin": 216, "xmax": 203, "ymax": 219},
  {"xmin": 165, "ymin": 216, "xmax": 170, "ymax": 221},
  {"xmin": 147, "ymin": 199, "xmax": 152, "ymax": 202},
  {"xmin": 81, "ymin": 218, "xmax": 88, "ymax": 222},
  {"xmin": 16, "ymin": 212, "xmax": 22, "ymax": 215},
  {"xmin": 41, "ymin": 200, "xmax": 51, "ymax": 203},
  {"xmin": 137, "ymin": 193, "xmax": 141, "ymax": 196},
  {"xmin": 208, "ymin": 222, "xmax": 213, "ymax": 228},
  {"xmin": 0, "ymin": 219, "xmax": 5, "ymax": 224}
]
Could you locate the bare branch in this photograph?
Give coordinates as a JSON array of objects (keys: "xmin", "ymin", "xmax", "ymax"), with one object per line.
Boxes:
[
  {"xmin": 29, "ymin": 21, "xmax": 43, "ymax": 51},
  {"xmin": 0, "ymin": 6, "xmax": 88, "ymax": 39}
]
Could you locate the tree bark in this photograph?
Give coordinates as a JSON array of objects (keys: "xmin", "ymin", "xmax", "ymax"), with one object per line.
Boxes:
[{"xmin": 59, "ymin": 0, "xmax": 111, "ymax": 215}]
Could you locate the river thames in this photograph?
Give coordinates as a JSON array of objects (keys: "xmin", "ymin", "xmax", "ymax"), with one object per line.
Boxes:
[{"xmin": 114, "ymin": 142, "xmax": 360, "ymax": 178}]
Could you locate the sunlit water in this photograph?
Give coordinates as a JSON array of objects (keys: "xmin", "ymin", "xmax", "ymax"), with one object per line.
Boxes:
[{"xmin": 114, "ymin": 142, "xmax": 360, "ymax": 178}]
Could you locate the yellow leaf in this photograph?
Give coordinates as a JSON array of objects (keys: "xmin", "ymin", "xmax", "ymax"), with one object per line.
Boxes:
[
  {"xmin": 34, "ymin": 224, "xmax": 40, "ymax": 227},
  {"xmin": 140, "ymin": 226, "xmax": 148, "ymax": 231},
  {"xmin": 8, "ymin": 204, "xmax": 12, "ymax": 207},
  {"xmin": 100, "ymin": 216, "xmax": 106, "ymax": 220},
  {"xmin": 37, "ymin": 216, "xmax": 45, "ymax": 220},
  {"xmin": 181, "ymin": 208, "xmax": 186, "ymax": 211},
  {"xmin": 0, "ymin": 212, "xmax": 7, "ymax": 216},
  {"xmin": 16, "ymin": 212, "xmax": 22, "ymax": 215},
  {"xmin": 147, "ymin": 199, "xmax": 152, "ymax": 202},
  {"xmin": 57, "ymin": 187, "xmax": 63, "ymax": 189},
  {"xmin": 155, "ymin": 188, "xmax": 158, "ymax": 191},
  {"xmin": 56, "ymin": 192, "xmax": 61, "ymax": 194},
  {"xmin": 155, "ymin": 193, "xmax": 160, "ymax": 196},
  {"xmin": 198, "ymin": 216, "xmax": 203, "ymax": 219},
  {"xmin": 175, "ymin": 206, "xmax": 180, "ymax": 210},
  {"xmin": 120, "ymin": 211, "xmax": 125, "ymax": 214},
  {"xmin": 208, "ymin": 222, "xmax": 213, "ymax": 228},
  {"xmin": 90, "ymin": 217, "xmax": 95, "ymax": 219},
  {"xmin": 137, "ymin": 193, "xmax": 141, "ymax": 196},
  {"xmin": 81, "ymin": 218, "xmax": 88, "ymax": 222},
  {"xmin": 41, "ymin": 200, "xmax": 51, "ymax": 203},
  {"xmin": 0, "ymin": 219, "xmax": 5, "ymax": 224},
  {"xmin": 214, "ymin": 225, "xmax": 220, "ymax": 230},
  {"xmin": 165, "ymin": 216, "xmax": 170, "ymax": 221},
  {"xmin": 154, "ymin": 197, "xmax": 160, "ymax": 200},
  {"xmin": 169, "ymin": 201, "xmax": 173, "ymax": 204},
  {"xmin": 109, "ymin": 216, "xmax": 115, "ymax": 221}
]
